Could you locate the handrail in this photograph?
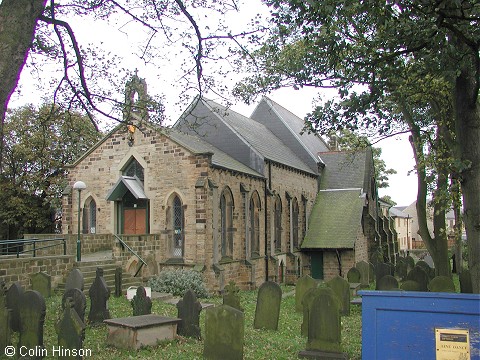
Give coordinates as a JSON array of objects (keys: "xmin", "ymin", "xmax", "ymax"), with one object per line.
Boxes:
[
  {"xmin": 0, "ymin": 237, "xmax": 66, "ymax": 257},
  {"xmin": 113, "ymin": 234, "xmax": 147, "ymax": 277}
]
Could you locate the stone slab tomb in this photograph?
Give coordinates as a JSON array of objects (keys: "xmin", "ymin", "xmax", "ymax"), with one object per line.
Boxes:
[
  {"xmin": 253, "ymin": 281, "xmax": 282, "ymax": 330},
  {"xmin": 104, "ymin": 315, "xmax": 181, "ymax": 350},
  {"xmin": 176, "ymin": 289, "xmax": 202, "ymax": 339}
]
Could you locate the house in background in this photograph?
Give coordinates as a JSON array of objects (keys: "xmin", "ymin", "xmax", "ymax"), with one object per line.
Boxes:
[{"xmin": 62, "ymin": 75, "xmax": 381, "ymax": 291}]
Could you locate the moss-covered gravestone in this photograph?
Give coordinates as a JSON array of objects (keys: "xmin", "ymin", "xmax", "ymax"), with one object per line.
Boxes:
[
  {"xmin": 253, "ymin": 281, "xmax": 282, "ymax": 330},
  {"xmin": 376, "ymin": 275, "xmax": 399, "ymax": 291},
  {"xmin": 301, "ymin": 287, "xmax": 323, "ymax": 337},
  {"xmin": 223, "ymin": 281, "xmax": 243, "ymax": 312},
  {"xmin": 177, "ymin": 289, "xmax": 202, "ymax": 339},
  {"xmin": 131, "ymin": 286, "xmax": 152, "ymax": 316},
  {"xmin": 416, "ymin": 260, "xmax": 434, "ymax": 279},
  {"xmin": 355, "ymin": 261, "xmax": 371, "ymax": 287},
  {"xmin": 31, "ymin": 272, "xmax": 52, "ymax": 298},
  {"xmin": 204, "ymin": 305, "xmax": 244, "ymax": 360},
  {"xmin": 406, "ymin": 265, "xmax": 429, "ymax": 291},
  {"xmin": 428, "ymin": 276, "xmax": 455, "ymax": 293},
  {"xmin": 295, "ymin": 275, "xmax": 317, "ymax": 312},
  {"xmin": 65, "ymin": 268, "xmax": 84, "ymax": 292},
  {"xmin": 400, "ymin": 280, "xmax": 422, "ymax": 291},
  {"xmin": 298, "ymin": 287, "xmax": 347, "ymax": 359},
  {"xmin": 459, "ymin": 270, "xmax": 473, "ymax": 293},
  {"xmin": 405, "ymin": 255, "xmax": 415, "ymax": 271},
  {"xmin": 18, "ymin": 290, "xmax": 46, "ymax": 359},
  {"xmin": 56, "ymin": 298, "xmax": 86, "ymax": 359},
  {"xmin": 346, "ymin": 267, "xmax": 361, "ymax": 283},
  {"xmin": 62, "ymin": 288, "xmax": 87, "ymax": 322},
  {"xmin": 395, "ymin": 259, "xmax": 408, "ymax": 281},
  {"xmin": 6, "ymin": 282, "xmax": 24, "ymax": 332},
  {"xmin": 88, "ymin": 268, "xmax": 111, "ymax": 325},
  {"xmin": 0, "ymin": 281, "xmax": 11, "ymax": 351},
  {"xmin": 375, "ymin": 263, "xmax": 392, "ymax": 289},
  {"xmin": 326, "ymin": 275, "xmax": 350, "ymax": 316}
]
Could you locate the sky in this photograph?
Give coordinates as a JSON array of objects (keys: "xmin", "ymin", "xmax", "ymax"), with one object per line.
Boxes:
[{"xmin": 9, "ymin": 1, "xmax": 418, "ymax": 207}]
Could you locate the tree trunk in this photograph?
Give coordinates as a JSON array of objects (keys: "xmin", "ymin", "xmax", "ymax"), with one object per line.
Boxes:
[{"xmin": 0, "ymin": 0, "xmax": 47, "ymax": 170}]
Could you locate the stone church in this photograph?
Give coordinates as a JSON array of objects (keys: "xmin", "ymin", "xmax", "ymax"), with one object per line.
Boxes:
[{"xmin": 62, "ymin": 76, "xmax": 380, "ymax": 292}]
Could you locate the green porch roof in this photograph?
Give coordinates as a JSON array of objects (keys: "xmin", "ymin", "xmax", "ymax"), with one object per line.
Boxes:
[{"xmin": 301, "ymin": 189, "xmax": 365, "ymax": 250}]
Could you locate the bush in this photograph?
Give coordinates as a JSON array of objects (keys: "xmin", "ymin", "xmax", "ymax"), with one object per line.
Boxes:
[{"xmin": 147, "ymin": 268, "xmax": 210, "ymax": 298}]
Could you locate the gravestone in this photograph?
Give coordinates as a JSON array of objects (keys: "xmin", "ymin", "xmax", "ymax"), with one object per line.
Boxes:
[
  {"xmin": 423, "ymin": 255, "xmax": 434, "ymax": 269},
  {"xmin": 298, "ymin": 287, "xmax": 347, "ymax": 359},
  {"xmin": 0, "ymin": 281, "xmax": 11, "ymax": 351},
  {"xmin": 376, "ymin": 275, "xmax": 399, "ymax": 291},
  {"xmin": 65, "ymin": 268, "xmax": 84, "ymax": 292},
  {"xmin": 131, "ymin": 286, "xmax": 152, "ymax": 316},
  {"xmin": 405, "ymin": 255, "xmax": 415, "ymax": 271},
  {"xmin": 223, "ymin": 281, "xmax": 243, "ymax": 312},
  {"xmin": 115, "ymin": 267, "xmax": 122, "ymax": 297},
  {"xmin": 31, "ymin": 272, "xmax": 52, "ymax": 298},
  {"xmin": 346, "ymin": 267, "xmax": 361, "ymax": 283},
  {"xmin": 204, "ymin": 305, "xmax": 244, "ymax": 360},
  {"xmin": 57, "ymin": 298, "xmax": 86, "ymax": 359},
  {"xmin": 416, "ymin": 260, "xmax": 434, "ymax": 280},
  {"xmin": 395, "ymin": 259, "xmax": 408, "ymax": 281},
  {"xmin": 62, "ymin": 288, "xmax": 87, "ymax": 322},
  {"xmin": 427, "ymin": 276, "xmax": 455, "ymax": 293},
  {"xmin": 326, "ymin": 276, "xmax": 350, "ymax": 316},
  {"xmin": 301, "ymin": 287, "xmax": 324, "ymax": 337},
  {"xmin": 406, "ymin": 265, "xmax": 429, "ymax": 291},
  {"xmin": 18, "ymin": 290, "xmax": 46, "ymax": 359},
  {"xmin": 369, "ymin": 262, "xmax": 375, "ymax": 283},
  {"xmin": 355, "ymin": 261, "xmax": 370, "ymax": 287},
  {"xmin": 295, "ymin": 275, "xmax": 318, "ymax": 312},
  {"xmin": 253, "ymin": 281, "xmax": 282, "ymax": 330},
  {"xmin": 375, "ymin": 263, "xmax": 392, "ymax": 289},
  {"xmin": 6, "ymin": 282, "xmax": 24, "ymax": 332},
  {"xmin": 176, "ymin": 289, "xmax": 202, "ymax": 339},
  {"xmin": 459, "ymin": 270, "xmax": 473, "ymax": 293},
  {"xmin": 400, "ymin": 280, "xmax": 422, "ymax": 291},
  {"xmin": 88, "ymin": 268, "xmax": 111, "ymax": 325}
]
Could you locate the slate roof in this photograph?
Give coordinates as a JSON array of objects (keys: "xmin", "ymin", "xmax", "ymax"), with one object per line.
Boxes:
[
  {"xmin": 301, "ymin": 189, "xmax": 365, "ymax": 249},
  {"xmin": 318, "ymin": 150, "xmax": 369, "ymax": 190}
]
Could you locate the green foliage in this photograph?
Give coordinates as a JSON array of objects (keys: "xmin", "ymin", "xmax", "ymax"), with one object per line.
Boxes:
[{"xmin": 147, "ymin": 269, "xmax": 210, "ymax": 299}]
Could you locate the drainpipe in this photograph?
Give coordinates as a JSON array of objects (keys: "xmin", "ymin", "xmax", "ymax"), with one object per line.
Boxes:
[
  {"xmin": 264, "ymin": 178, "xmax": 269, "ymax": 282},
  {"xmin": 335, "ymin": 249, "xmax": 342, "ymax": 277}
]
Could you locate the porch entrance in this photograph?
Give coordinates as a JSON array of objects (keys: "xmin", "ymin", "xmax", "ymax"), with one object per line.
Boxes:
[{"xmin": 310, "ymin": 251, "xmax": 324, "ymax": 280}]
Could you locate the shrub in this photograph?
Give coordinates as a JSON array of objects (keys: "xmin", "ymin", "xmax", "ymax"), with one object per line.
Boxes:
[{"xmin": 147, "ymin": 268, "xmax": 209, "ymax": 298}]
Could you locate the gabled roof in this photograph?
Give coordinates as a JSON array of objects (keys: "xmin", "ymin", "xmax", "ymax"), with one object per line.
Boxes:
[
  {"xmin": 318, "ymin": 150, "xmax": 370, "ymax": 190},
  {"xmin": 106, "ymin": 176, "xmax": 147, "ymax": 201},
  {"xmin": 301, "ymin": 189, "xmax": 365, "ymax": 249}
]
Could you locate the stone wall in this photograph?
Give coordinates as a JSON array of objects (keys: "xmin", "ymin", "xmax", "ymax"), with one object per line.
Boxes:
[{"xmin": 23, "ymin": 234, "xmax": 113, "ymax": 257}]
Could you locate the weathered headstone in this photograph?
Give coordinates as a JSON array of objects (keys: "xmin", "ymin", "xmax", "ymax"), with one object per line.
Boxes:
[
  {"xmin": 31, "ymin": 272, "xmax": 52, "ymax": 298},
  {"xmin": 395, "ymin": 259, "xmax": 408, "ymax": 281},
  {"xmin": 6, "ymin": 282, "xmax": 24, "ymax": 332},
  {"xmin": 376, "ymin": 275, "xmax": 399, "ymax": 291},
  {"xmin": 204, "ymin": 305, "xmax": 244, "ymax": 360},
  {"xmin": 355, "ymin": 261, "xmax": 370, "ymax": 287},
  {"xmin": 326, "ymin": 276, "xmax": 350, "ymax": 316},
  {"xmin": 18, "ymin": 290, "xmax": 46, "ymax": 359},
  {"xmin": 405, "ymin": 255, "xmax": 415, "ymax": 271},
  {"xmin": 223, "ymin": 281, "xmax": 243, "ymax": 312},
  {"xmin": 0, "ymin": 281, "xmax": 11, "ymax": 351},
  {"xmin": 375, "ymin": 263, "xmax": 392, "ymax": 289},
  {"xmin": 57, "ymin": 297, "xmax": 86, "ymax": 359},
  {"xmin": 400, "ymin": 280, "xmax": 422, "ymax": 291},
  {"xmin": 253, "ymin": 281, "xmax": 282, "ymax": 330},
  {"xmin": 416, "ymin": 260, "xmax": 434, "ymax": 280},
  {"xmin": 298, "ymin": 287, "xmax": 347, "ymax": 359},
  {"xmin": 295, "ymin": 275, "xmax": 318, "ymax": 312},
  {"xmin": 131, "ymin": 286, "xmax": 152, "ymax": 316},
  {"xmin": 459, "ymin": 270, "xmax": 473, "ymax": 293},
  {"xmin": 406, "ymin": 265, "xmax": 429, "ymax": 291},
  {"xmin": 65, "ymin": 268, "xmax": 84, "ymax": 292},
  {"xmin": 301, "ymin": 287, "xmax": 324, "ymax": 337},
  {"xmin": 88, "ymin": 268, "xmax": 110, "ymax": 325},
  {"xmin": 176, "ymin": 289, "xmax": 202, "ymax": 339},
  {"xmin": 115, "ymin": 267, "xmax": 122, "ymax": 297},
  {"xmin": 346, "ymin": 267, "xmax": 361, "ymax": 283},
  {"xmin": 62, "ymin": 288, "xmax": 87, "ymax": 322},
  {"xmin": 427, "ymin": 276, "xmax": 455, "ymax": 293}
]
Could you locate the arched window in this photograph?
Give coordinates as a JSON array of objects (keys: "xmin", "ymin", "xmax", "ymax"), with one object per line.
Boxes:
[
  {"xmin": 172, "ymin": 195, "xmax": 184, "ymax": 258},
  {"xmin": 82, "ymin": 197, "xmax": 96, "ymax": 234},
  {"xmin": 123, "ymin": 157, "xmax": 144, "ymax": 183},
  {"xmin": 292, "ymin": 197, "xmax": 299, "ymax": 249},
  {"xmin": 274, "ymin": 195, "xmax": 282, "ymax": 252},
  {"xmin": 250, "ymin": 192, "xmax": 261, "ymax": 256},
  {"xmin": 220, "ymin": 187, "xmax": 234, "ymax": 258}
]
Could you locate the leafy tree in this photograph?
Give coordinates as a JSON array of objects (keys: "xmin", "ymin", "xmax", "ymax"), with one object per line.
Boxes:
[
  {"xmin": 380, "ymin": 195, "xmax": 396, "ymax": 207},
  {"xmin": 235, "ymin": 1, "xmax": 479, "ymax": 289},
  {"xmin": 0, "ymin": 104, "xmax": 101, "ymax": 239}
]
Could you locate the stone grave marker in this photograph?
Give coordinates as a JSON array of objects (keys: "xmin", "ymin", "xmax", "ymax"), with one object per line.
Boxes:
[
  {"xmin": 459, "ymin": 270, "xmax": 473, "ymax": 293},
  {"xmin": 416, "ymin": 260, "xmax": 434, "ymax": 280},
  {"xmin": 355, "ymin": 261, "xmax": 370, "ymax": 287},
  {"xmin": 0, "ymin": 281, "xmax": 11, "ymax": 351},
  {"xmin": 88, "ymin": 267, "xmax": 111, "ymax": 325},
  {"xmin": 298, "ymin": 287, "xmax": 347, "ymax": 359},
  {"xmin": 253, "ymin": 281, "xmax": 282, "ymax": 330},
  {"xmin": 18, "ymin": 290, "xmax": 46, "ymax": 359},
  {"xmin": 326, "ymin": 275, "xmax": 350, "ymax": 316},
  {"xmin": 176, "ymin": 289, "xmax": 202, "ymax": 339},
  {"xmin": 346, "ymin": 267, "xmax": 361, "ymax": 283},
  {"xmin": 223, "ymin": 281, "xmax": 243, "ymax": 312},
  {"xmin": 115, "ymin": 267, "xmax": 122, "ymax": 297},
  {"xmin": 301, "ymin": 287, "xmax": 323, "ymax": 337},
  {"xmin": 427, "ymin": 276, "xmax": 455, "ymax": 293},
  {"xmin": 62, "ymin": 288, "xmax": 87, "ymax": 322},
  {"xmin": 204, "ymin": 305, "xmax": 244, "ymax": 360},
  {"xmin": 57, "ymin": 297, "xmax": 86, "ymax": 359},
  {"xmin": 405, "ymin": 255, "xmax": 415, "ymax": 271},
  {"xmin": 295, "ymin": 275, "xmax": 317, "ymax": 312},
  {"xmin": 6, "ymin": 282, "xmax": 24, "ymax": 332},
  {"xmin": 31, "ymin": 272, "xmax": 52, "ymax": 298},
  {"xmin": 423, "ymin": 255, "xmax": 434, "ymax": 269},
  {"xmin": 400, "ymin": 280, "xmax": 422, "ymax": 291},
  {"xmin": 375, "ymin": 263, "xmax": 392, "ymax": 289},
  {"xmin": 395, "ymin": 259, "xmax": 408, "ymax": 281},
  {"xmin": 65, "ymin": 268, "xmax": 84, "ymax": 292},
  {"xmin": 376, "ymin": 275, "xmax": 399, "ymax": 291},
  {"xmin": 131, "ymin": 286, "xmax": 152, "ymax": 316},
  {"xmin": 406, "ymin": 265, "xmax": 429, "ymax": 291}
]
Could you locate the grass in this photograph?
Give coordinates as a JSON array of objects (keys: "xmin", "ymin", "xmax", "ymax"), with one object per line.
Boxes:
[{"xmin": 11, "ymin": 285, "xmax": 363, "ymax": 359}]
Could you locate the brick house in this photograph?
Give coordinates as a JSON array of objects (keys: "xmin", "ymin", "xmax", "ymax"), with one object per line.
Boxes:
[{"xmin": 62, "ymin": 76, "xmax": 380, "ymax": 291}]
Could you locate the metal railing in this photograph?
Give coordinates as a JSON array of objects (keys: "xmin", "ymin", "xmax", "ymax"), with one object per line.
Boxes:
[
  {"xmin": 114, "ymin": 234, "xmax": 147, "ymax": 277},
  {"xmin": 0, "ymin": 237, "xmax": 67, "ymax": 258}
]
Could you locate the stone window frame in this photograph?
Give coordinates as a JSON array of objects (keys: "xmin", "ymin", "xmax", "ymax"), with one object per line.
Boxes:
[
  {"xmin": 249, "ymin": 191, "xmax": 261, "ymax": 257},
  {"xmin": 82, "ymin": 196, "xmax": 97, "ymax": 234},
  {"xmin": 220, "ymin": 186, "xmax": 234, "ymax": 260},
  {"xmin": 274, "ymin": 194, "xmax": 282, "ymax": 253},
  {"xmin": 166, "ymin": 192, "xmax": 185, "ymax": 259},
  {"xmin": 292, "ymin": 197, "xmax": 299, "ymax": 250}
]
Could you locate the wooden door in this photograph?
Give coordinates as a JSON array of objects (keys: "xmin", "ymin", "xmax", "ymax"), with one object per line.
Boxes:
[
  {"xmin": 124, "ymin": 208, "xmax": 147, "ymax": 234},
  {"xmin": 310, "ymin": 252, "xmax": 324, "ymax": 280}
]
